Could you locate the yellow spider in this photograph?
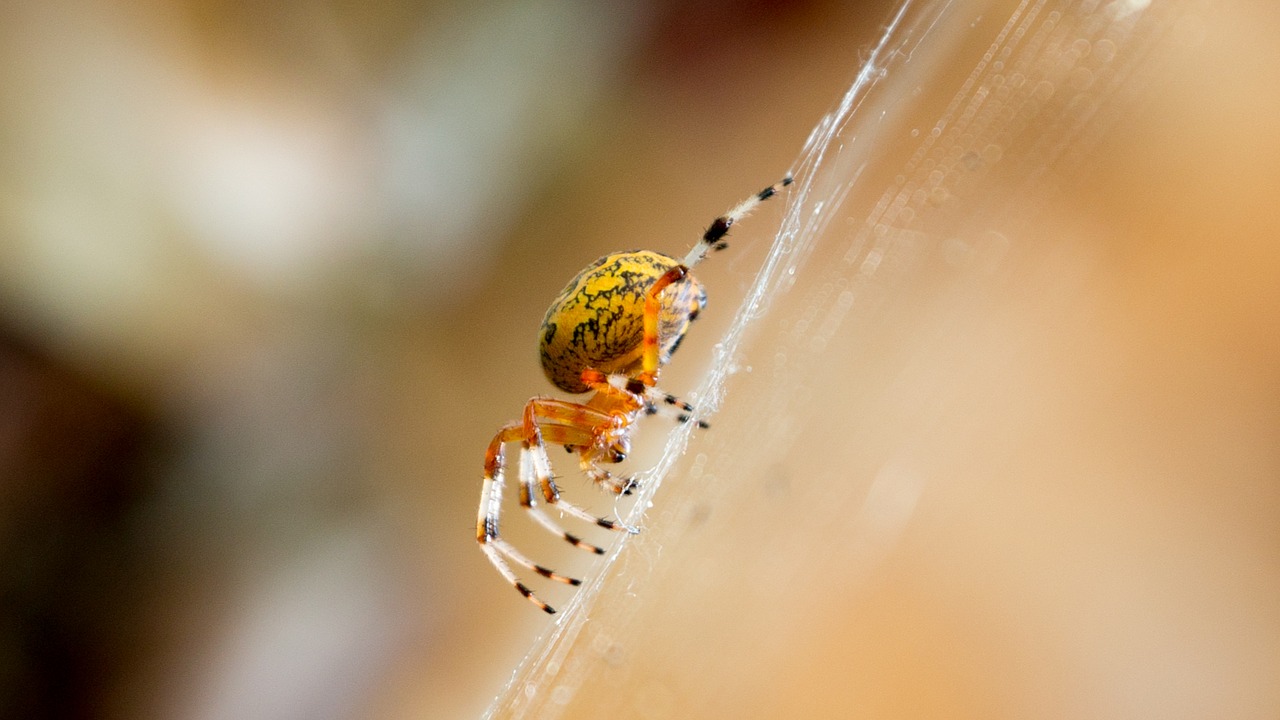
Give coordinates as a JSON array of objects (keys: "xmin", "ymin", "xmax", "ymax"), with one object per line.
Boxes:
[{"xmin": 477, "ymin": 176, "xmax": 792, "ymax": 613}]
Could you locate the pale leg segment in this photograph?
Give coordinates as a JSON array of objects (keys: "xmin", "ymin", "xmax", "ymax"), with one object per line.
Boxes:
[
  {"xmin": 682, "ymin": 176, "xmax": 794, "ymax": 267},
  {"xmin": 477, "ymin": 456, "xmax": 562, "ymax": 613},
  {"xmin": 518, "ymin": 445, "xmax": 609, "ymax": 554},
  {"xmin": 528, "ymin": 444, "xmax": 640, "ymax": 535},
  {"xmin": 641, "ymin": 176, "xmax": 794, "ymax": 379}
]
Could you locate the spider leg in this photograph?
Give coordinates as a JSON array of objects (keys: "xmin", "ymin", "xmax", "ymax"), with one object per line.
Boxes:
[
  {"xmin": 489, "ymin": 537, "xmax": 580, "ymax": 585},
  {"xmin": 521, "ymin": 399, "xmax": 639, "ymax": 540},
  {"xmin": 642, "ymin": 386, "xmax": 711, "ymax": 429},
  {"xmin": 516, "ymin": 444, "xmax": 608, "ymax": 555},
  {"xmin": 579, "ymin": 455, "xmax": 636, "ymax": 495},
  {"xmin": 638, "ymin": 267, "xmax": 690, "ymax": 382},
  {"xmin": 480, "ymin": 395, "xmax": 647, "ymax": 610},
  {"xmin": 527, "ymin": 440, "xmax": 640, "ymax": 535},
  {"xmin": 540, "ymin": 418, "xmax": 635, "ymax": 495},
  {"xmin": 579, "ymin": 369, "xmax": 645, "ymax": 411},
  {"xmin": 527, "ymin": 395, "xmax": 634, "ymax": 497},
  {"xmin": 586, "ymin": 368, "xmax": 710, "ymax": 429},
  {"xmin": 573, "ymin": 371, "xmax": 650, "ymax": 495},
  {"xmin": 477, "ymin": 422, "xmax": 566, "ymax": 613},
  {"xmin": 638, "ymin": 176, "xmax": 793, "ymax": 381},
  {"xmin": 683, "ymin": 176, "xmax": 794, "ymax": 267},
  {"xmin": 575, "ymin": 369, "xmax": 705, "ymax": 494}
]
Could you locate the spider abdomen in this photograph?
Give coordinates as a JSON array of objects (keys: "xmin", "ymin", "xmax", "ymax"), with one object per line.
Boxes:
[{"xmin": 539, "ymin": 250, "xmax": 705, "ymax": 393}]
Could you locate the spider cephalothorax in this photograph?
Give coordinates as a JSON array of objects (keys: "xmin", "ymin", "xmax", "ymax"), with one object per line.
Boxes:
[{"xmin": 477, "ymin": 176, "xmax": 791, "ymax": 613}]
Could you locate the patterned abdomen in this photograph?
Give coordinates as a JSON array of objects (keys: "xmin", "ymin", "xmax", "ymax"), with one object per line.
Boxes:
[{"xmin": 539, "ymin": 250, "xmax": 706, "ymax": 393}]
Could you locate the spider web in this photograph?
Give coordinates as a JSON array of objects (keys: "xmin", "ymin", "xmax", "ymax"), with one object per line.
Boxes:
[{"xmin": 484, "ymin": 0, "xmax": 1184, "ymax": 716}]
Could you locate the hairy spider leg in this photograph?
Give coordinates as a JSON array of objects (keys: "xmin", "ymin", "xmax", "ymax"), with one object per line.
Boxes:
[
  {"xmin": 523, "ymin": 400, "xmax": 639, "ymax": 535},
  {"xmin": 682, "ymin": 176, "xmax": 794, "ymax": 267},
  {"xmin": 636, "ymin": 383, "xmax": 710, "ymax": 429},
  {"xmin": 478, "ymin": 397, "xmax": 641, "ymax": 613},
  {"xmin": 571, "ymin": 370, "xmax": 650, "ymax": 494},
  {"xmin": 477, "ymin": 423, "xmax": 567, "ymax": 614},
  {"xmin": 584, "ymin": 368, "xmax": 709, "ymax": 433},
  {"xmin": 534, "ymin": 418, "xmax": 634, "ymax": 494},
  {"xmin": 579, "ymin": 368, "xmax": 646, "ymax": 411},
  {"xmin": 515, "ymin": 445, "xmax": 605, "ymax": 557},
  {"xmin": 640, "ymin": 177, "xmax": 794, "ymax": 382},
  {"xmin": 518, "ymin": 399, "xmax": 630, "ymax": 548},
  {"xmin": 582, "ymin": 369, "xmax": 704, "ymax": 425}
]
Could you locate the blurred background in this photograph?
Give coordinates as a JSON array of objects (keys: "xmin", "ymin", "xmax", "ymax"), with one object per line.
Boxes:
[{"xmin": 0, "ymin": 0, "xmax": 1277, "ymax": 719}]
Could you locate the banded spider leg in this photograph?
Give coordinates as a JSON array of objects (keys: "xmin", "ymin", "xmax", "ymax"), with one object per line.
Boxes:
[{"xmin": 476, "ymin": 397, "xmax": 639, "ymax": 613}]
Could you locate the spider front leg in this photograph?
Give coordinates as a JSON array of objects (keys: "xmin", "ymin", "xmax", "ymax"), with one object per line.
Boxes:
[
  {"xmin": 683, "ymin": 175, "xmax": 794, "ymax": 267},
  {"xmin": 639, "ymin": 176, "xmax": 794, "ymax": 383}
]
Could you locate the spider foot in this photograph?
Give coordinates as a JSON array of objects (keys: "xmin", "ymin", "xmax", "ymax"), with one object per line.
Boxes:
[
  {"xmin": 480, "ymin": 538, "xmax": 573, "ymax": 614},
  {"xmin": 593, "ymin": 514, "xmax": 640, "ymax": 535}
]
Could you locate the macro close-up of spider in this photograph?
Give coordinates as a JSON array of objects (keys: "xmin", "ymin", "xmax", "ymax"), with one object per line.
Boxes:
[
  {"xmin": 477, "ymin": 176, "xmax": 792, "ymax": 613},
  {"xmin": 5, "ymin": 0, "xmax": 1277, "ymax": 716}
]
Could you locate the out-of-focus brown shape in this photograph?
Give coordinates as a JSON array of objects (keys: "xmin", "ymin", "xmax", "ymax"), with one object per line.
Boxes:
[{"xmin": 0, "ymin": 329, "xmax": 154, "ymax": 719}]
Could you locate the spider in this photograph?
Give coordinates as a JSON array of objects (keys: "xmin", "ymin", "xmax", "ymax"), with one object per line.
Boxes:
[{"xmin": 477, "ymin": 175, "xmax": 792, "ymax": 613}]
